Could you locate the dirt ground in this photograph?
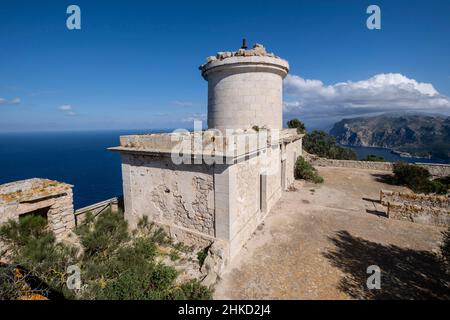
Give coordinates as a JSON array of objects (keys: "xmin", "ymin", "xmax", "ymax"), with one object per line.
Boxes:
[{"xmin": 214, "ymin": 167, "xmax": 450, "ymax": 300}]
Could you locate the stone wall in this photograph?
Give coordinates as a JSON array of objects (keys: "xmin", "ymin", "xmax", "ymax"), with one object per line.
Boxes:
[
  {"xmin": 415, "ymin": 163, "xmax": 450, "ymax": 178},
  {"xmin": 380, "ymin": 190, "xmax": 450, "ymax": 227},
  {"xmin": 0, "ymin": 178, "xmax": 75, "ymax": 240},
  {"xmin": 206, "ymin": 70, "xmax": 284, "ymax": 131},
  {"xmin": 284, "ymin": 138, "xmax": 303, "ymax": 189},
  {"xmin": 115, "ymin": 129, "xmax": 303, "ymax": 260},
  {"xmin": 121, "ymin": 153, "xmax": 216, "ymax": 245},
  {"xmin": 305, "ymin": 152, "xmax": 450, "ymax": 177}
]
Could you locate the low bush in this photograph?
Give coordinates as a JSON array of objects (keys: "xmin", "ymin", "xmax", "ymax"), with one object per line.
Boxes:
[
  {"xmin": 392, "ymin": 163, "xmax": 448, "ymax": 194},
  {"xmin": 0, "ymin": 215, "xmax": 78, "ymax": 299},
  {"xmin": 294, "ymin": 156, "xmax": 324, "ymax": 184},
  {"xmin": 362, "ymin": 154, "xmax": 385, "ymax": 162},
  {"xmin": 0, "ymin": 211, "xmax": 212, "ymax": 300}
]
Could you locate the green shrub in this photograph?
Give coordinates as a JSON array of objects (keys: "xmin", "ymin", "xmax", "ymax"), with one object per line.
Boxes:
[
  {"xmin": 362, "ymin": 154, "xmax": 385, "ymax": 162},
  {"xmin": 0, "ymin": 215, "xmax": 78, "ymax": 299},
  {"xmin": 287, "ymin": 118, "xmax": 306, "ymax": 134},
  {"xmin": 294, "ymin": 156, "xmax": 324, "ymax": 183},
  {"xmin": 303, "ymin": 130, "xmax": 357, "ymax": 160},
  {"xmin": 434, "ymin": 175, "xmax": 450, "ymax": 192},
  {"xmin": 392, "ymin": 163, "xmax": 448, "ymax": 194},
  {"xmin": 172, "ymin": 279, "xmax": 213, "ymax": 300},
  {"xmin": 0, "ymin": 211, "xmax": 212, "ymax": 300},
  {"xmin": 76, "ymin": 210, "xmax": 129, "ymax": 258}
]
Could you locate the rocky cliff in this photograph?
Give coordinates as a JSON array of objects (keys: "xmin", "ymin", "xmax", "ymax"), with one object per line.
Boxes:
[{"xmin": 330, "ymin": 113, "xmax": 450, "ymax": 160}]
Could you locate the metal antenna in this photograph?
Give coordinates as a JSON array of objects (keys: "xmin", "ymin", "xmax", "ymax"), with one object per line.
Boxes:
[{"xmin": 241, "ymin": 38, "xmax": 248, "ymax": 49}]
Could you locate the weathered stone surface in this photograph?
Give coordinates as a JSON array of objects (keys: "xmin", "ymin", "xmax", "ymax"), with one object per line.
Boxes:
[
  {"xmin": 0, "ymin": 178, "xmax": 75, "ymax": 241},
  {"xmin": 305, "ymin": 151, "xmax": 450, "ymax": 178},
  {"xmin": 200, "ymin": 43, "xmax": 289, "ymax": 131},
  {"xmin": 381, "ymin": 190, "xmax": 450, "ymax": 227},
  {"xmin": 200, "ymin": 241, "xmax": 229, "ymax": 287},
  {"xmin": 110, "ymin": 43, "xmax": 302, "ymax": 276}
]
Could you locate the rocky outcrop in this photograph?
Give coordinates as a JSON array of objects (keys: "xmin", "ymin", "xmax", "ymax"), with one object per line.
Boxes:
[{"xmin": 330, "ymin": 113, "xmax": 450, "ymax": 160}]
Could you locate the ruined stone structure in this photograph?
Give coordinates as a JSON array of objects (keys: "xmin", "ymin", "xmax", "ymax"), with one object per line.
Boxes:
[
  {"xmin": 380, "ymin": 189, "xmax": 450, "ymax": 227},
  {"xmin": 111, "ymin": 43, "xmax": 303, "ymax": 261},
  {"xmin": 0, "ymin": 178, "xmax": 75, "ymax": 240}
]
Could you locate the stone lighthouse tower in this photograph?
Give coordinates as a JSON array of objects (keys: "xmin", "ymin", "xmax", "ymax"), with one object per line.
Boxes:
[
  {"xmin": 200, "ymin": 42, "xmax": 289, "ymax": 131},
  {"xmin": 111, "ymin": 41, "xmax": 302, "ymax": 267}
]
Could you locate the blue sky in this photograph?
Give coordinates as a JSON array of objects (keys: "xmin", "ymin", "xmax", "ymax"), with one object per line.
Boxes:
[{"xmin": 1, "ymin": 0, "xmax": 449, "ymax": 132}]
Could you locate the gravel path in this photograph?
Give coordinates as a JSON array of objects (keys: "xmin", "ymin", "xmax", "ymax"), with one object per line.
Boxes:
[{"xmin": 214, "ymin": 167, "xmax": 449, "ymax": 300}]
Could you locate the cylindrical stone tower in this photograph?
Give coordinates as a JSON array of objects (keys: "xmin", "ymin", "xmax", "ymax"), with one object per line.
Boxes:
[{"xmin": 200, "ymin": 42, "xmax": 289, "ymax": 131}]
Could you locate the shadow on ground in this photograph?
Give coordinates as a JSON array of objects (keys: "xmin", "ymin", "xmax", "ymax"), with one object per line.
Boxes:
[
  {"xmin": 371, "ymin": 173, "xmax": 398, "ymax": 186},
  {"xmin": 323, "ymin": 230, "xmax": 450, "ymax": 299},
  {"xmin": 362, "ymin": 197, "xmax": 387, "ymax": 218}
]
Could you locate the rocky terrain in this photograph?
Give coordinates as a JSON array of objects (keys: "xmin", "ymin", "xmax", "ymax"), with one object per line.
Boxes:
[{"xmin": 330, "ymin": 113, "xmax": 450, "ymax": 160}]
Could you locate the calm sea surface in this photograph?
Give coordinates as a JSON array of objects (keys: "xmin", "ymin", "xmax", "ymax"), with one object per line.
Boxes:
[
  {"xmin": 0, "ymin": 131, "xmax": 447, "ymax": 209},
  {"xmin": 344, "ymin": 145, "xmax": 449, "ymax": 164},
  {"xmin": 0, "ymin": 130, "xmax": 160, "ymax": 209}
]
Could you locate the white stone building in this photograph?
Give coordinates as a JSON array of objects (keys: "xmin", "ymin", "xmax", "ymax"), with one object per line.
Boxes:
[{"xmin": 110, "ymin": 42, "xmax": 303, "ymax": 262}]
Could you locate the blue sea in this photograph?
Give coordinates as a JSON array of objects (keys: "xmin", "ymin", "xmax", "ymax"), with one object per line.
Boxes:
[
  {"xmin": 0, "ymin": 130, "xmax": 161, "ymax": 209},
  {"xmin": 344, "ymin": 145, "xmax": 449, "ymax": 164},
  {"xmin": 0, "ymin": 131, "xmax": 448, "ymax": 209}
]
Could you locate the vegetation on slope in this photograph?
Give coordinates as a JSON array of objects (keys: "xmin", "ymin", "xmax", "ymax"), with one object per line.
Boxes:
[
  {"xmin": 303, "ymin": 131, "xmax": 357, "ymax": 160},
  {"xmin": 294, "ymin": 156, "xmax": 324, "ymax": 184},
  {"xmin": 362, "ymin": 154, "xmax": 385, "ymax": 162},
  {"xmin": 287, "ymin": 118, "xmax": 357, "ymax": 160},
  {"xmin": 392, "ymin": 163, "xmax": 449, "ymax": 195},
  {"xmin": 287, "ymin": 118, "xmax": 306, "ymax": 134},
  {"xmin": 0, "ymin": 211, "xmax": 212, "ymax": 300}
]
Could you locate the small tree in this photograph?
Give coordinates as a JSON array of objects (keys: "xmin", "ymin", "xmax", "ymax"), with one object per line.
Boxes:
[
  {"xmin": 287, "ymin": 118, "xmax": 306, "ymax": 134},
  {"xmin": 303, "ymin": 130, "xmax": 357, "ymax": 160}
]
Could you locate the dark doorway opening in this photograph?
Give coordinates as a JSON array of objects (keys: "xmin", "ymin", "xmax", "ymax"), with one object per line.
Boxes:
[{"xmin": 19, "ymin": 206, "xmax": 50, "ymax": 223}]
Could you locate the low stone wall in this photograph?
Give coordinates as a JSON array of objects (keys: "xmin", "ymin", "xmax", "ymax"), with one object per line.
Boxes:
[
  {"xmin": 304, "ymin": 152, "xmax": 450, "ymax": 177},
  {"xmin": 74, "ymin": 197, "xmax": 121, "ymax": 226},
  {"xmin": 415, "ymin": 163, "xmax": 450, "ymax": 178},
  {"xmin": 380, "ymin": 190, "xmax": 450, "ymax": 227}
]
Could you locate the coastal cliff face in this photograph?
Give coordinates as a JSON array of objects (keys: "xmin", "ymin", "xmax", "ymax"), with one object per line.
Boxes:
[{"xmin": 329, "ymin": 114, "xmax": 450, "ymax": 160}]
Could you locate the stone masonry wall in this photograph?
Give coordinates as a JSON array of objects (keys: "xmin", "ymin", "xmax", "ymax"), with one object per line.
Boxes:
[
  {"xmin": 380, "ymin": 190, "xmax": 450, "ymax": 227},
  {"xmin": 207, "ymin": 70, "xmax": 284, "ymax": 131},
  {"xmin": 0, "ymin": 179, "xmax": 75, "ymax": 241},
  {"xmin": 121, "ymin": 153, "xmax": 216, "ymax": 244},
  {"xmin": 284, "ymin": 138, "xmax": 303, "ymax": 189},
  {"xmin": 304, "ymin": 152, "xmax": 450, "ymax": 178}
]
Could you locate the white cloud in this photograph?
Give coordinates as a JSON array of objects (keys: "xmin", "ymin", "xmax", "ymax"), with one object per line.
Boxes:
[
  {"xmin": 172, "ymin": 100, "xmax": 195, "ymax": 107},
  {"xmin": 0, "ymin": 97, "xmax": 21, "ymax": 106},
  {"xmin": 283, "ymin": 73, "xmax": 450, "ymax": 120},
  {"xmin": 181, "ymin": 113, "xmax": 206, "ymax": 123},
  {"xmin": 58, "ymin": 104, "xmax": 72, "ymax": 111},
  {"xmin": 57, "ymin": 104, "xmax": 77, "ymax": 116}
]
